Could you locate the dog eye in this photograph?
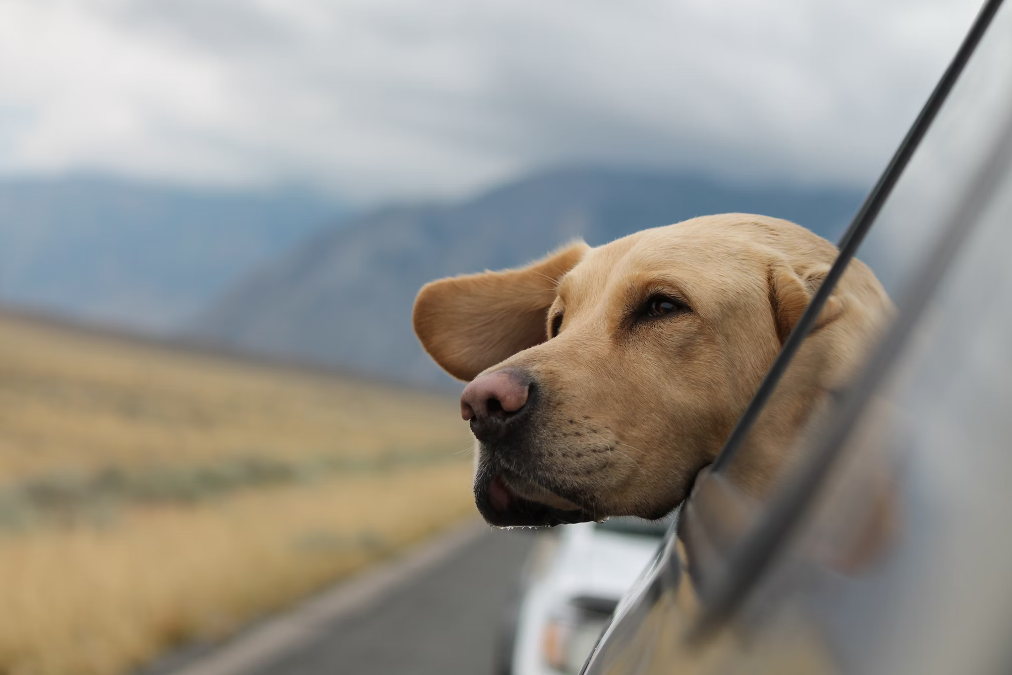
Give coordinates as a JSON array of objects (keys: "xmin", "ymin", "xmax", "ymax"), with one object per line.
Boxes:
[
  {"xmin": 644, "ymin": 295, "xmax": 686, "ymax": 318},
  {"xmin": 550, "ymin": 313, "xmax": 564, "ymax": 338}
]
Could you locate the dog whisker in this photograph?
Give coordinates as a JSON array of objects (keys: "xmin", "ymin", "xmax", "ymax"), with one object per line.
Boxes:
[
  {"xmin": 611, "ymin": 442, "xmax": 644, "ymax": 468},
  {"xmin": 450, "ymin": 444, "xmax": 474, "ymax": 457},
  {"xmin": 529, "ymin": 270, "xmax": 565, "ymax": 287}
]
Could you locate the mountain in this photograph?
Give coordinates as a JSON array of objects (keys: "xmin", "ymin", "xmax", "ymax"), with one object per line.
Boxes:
[
  {"xmin": 188, "ymin": 167, "xmax": 866, "ymax": 387},
  {"xmin": 0, "ymin": 175, "xmax": 342, "ymax": 331}
]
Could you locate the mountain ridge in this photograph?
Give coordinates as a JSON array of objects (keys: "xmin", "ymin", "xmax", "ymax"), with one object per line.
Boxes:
[
  {"xmin": 188, "ymin": 166, "xmax": 866, "ymax": 387},
  {"xmin": 0, "ymin": 174, "xmax": 343, "ymax": 331}
]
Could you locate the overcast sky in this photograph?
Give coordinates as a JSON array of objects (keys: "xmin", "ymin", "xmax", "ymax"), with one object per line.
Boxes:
[{"xmin": 0, "ymin": 0, "xmax": 982, "ymax": 204}]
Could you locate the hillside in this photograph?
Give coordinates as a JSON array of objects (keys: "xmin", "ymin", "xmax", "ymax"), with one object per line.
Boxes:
[
  {"xmin": 0, "ymin": 310, "xmax": 473, "ymax": 675},
  {"xmin": 188, "ymin": 167, "xmax": 865, "ymax": 386},
  {"xmin": 0, "ymin": 176, "xmax": 341, "ymax": 331}
]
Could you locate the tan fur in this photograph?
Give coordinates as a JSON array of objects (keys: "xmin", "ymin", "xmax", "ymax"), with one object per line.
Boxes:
[
  {"xmin": 413, "ymin": 214, "xmax": 891, "ymax": 520},
  {"xmin": 414, "ymin": 241, "xmax": 590, "ymax": 381}
]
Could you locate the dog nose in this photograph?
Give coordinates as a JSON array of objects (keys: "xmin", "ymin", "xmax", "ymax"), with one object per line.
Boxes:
[{"xmin": 460, "ymin": 369, "xmax": 531, "ymax": 441}]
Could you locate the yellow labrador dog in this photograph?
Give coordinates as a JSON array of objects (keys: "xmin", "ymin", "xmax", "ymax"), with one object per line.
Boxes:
[{"xmin": 413, "ymin": 214, "xmax": 890, "ymax": 527}]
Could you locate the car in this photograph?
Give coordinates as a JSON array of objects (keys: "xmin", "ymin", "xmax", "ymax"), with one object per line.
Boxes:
[
  {"xmin": 581, "ymin": 1, "xmax": 1012, "ymax": 673},
  {"xmin": 502, "ymin": 518, "xmax": 670, "ymax": 675}
]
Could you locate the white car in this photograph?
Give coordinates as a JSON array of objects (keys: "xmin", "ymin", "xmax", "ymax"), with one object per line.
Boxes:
[{"xmin": 502, "ymin": 517, "xmax": 670, "ymax": 675}]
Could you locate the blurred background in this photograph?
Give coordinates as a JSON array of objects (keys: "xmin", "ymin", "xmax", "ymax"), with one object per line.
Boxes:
[{"xmin": 0, "ymin": 1, "xmax": 981, "ymax": 674}]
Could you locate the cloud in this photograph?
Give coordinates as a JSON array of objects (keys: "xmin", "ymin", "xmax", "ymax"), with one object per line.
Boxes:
[{"xmin": 0, "ymin": 0, "xmax": 983, "ymax": 203}]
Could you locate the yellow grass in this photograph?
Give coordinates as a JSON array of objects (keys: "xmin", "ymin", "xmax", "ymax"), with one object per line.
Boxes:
[
  {"xmin": 0, "ymin": 314, "xmax": 471, "ymax": 482},
  {"xmin": 0, "ymin": 313, "xmax": 476, "ymax": 675}
]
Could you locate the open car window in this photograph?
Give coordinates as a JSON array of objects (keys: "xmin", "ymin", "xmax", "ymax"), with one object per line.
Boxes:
[
  {"xmin": 583, "ymin": 0, "xmax": 1011, "ymax": 672},
  {"xmin": 723, "ymin": 106, "xmax": 1012, "ymax": 675},
  {"xmin": 682, "ymin": 0, "xmax": 1010, "ymax": 598}
]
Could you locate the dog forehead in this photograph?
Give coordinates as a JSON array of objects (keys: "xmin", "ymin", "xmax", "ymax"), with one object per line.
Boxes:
[
  {"xmin": 622, "ymin": 222, "xmax": 748, "ymax": 265},
  {"xmin": 555, "ymin": 234, "xmax": 638, "ymax": 303},
  {"xmin": 559, "ymin": 220, "xmax": 759, "ymax": 298}
]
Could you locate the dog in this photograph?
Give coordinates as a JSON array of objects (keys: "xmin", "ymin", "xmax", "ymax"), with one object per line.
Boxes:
[{"xmin": 413, "ymin": 214, "xmax": 891, "ymax": 527}]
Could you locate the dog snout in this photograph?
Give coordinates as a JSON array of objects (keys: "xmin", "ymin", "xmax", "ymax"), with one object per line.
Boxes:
[{"xmin": 460, "ymin": 368, "xmax": 532, "ymax": 442}]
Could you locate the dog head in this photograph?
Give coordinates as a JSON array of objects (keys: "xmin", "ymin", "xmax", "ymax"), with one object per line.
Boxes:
[{"xmin": 413, "ymin": 214, "xmax": 890, "ymax": 527}]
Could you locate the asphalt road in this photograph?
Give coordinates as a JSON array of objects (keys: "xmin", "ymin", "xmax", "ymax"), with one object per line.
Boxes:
[
  {"xmin": 155, "ymin": 523, "xmax": 537, "ymax": 675},
  {"xmin": 250, "ymin": 527, "xmax": 535, "ymax": 675}
]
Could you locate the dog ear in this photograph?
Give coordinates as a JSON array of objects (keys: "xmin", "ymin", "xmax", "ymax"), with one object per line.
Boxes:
[
  {"xmin": 768, "ymin": 262, "xmax": 843, "ymax": 345},
  {"xmin": 413, "ymin": 241, "xmax": 590, "ymax": 381}
]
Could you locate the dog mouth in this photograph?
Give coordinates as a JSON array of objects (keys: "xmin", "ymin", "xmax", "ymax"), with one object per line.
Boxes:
[{"xmin": 476, "ymin": 471, "xmax": 596, "ymax": 527}]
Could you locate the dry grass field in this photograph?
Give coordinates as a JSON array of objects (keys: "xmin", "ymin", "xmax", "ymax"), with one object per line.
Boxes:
[{"xmin": 0, "ymin": 312, "xmax": 475, "ymax": 675}]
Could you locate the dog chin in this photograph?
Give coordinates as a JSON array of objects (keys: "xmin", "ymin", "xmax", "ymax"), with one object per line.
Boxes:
[{"xmin": 475, "ymin": 472, "xmax": 596, "ymax": 527}]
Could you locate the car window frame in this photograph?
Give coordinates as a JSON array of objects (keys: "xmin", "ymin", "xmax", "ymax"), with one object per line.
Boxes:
[
  {"xmin": 688, "ymin": 0, "xmax": 1007, "ymax": 638},
  {"xmin": 581, "ymin": 4, "xmax": 1007, "ymax": 671},
  {"xmin": 707, "ymin": 0, "xmax": 1004, "ymax": 478}
]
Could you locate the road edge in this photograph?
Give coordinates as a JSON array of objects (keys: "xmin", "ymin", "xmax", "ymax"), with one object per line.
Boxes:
[{"xmin": 160, "ymin": 518, "xmax": 487, "ymax": 675}]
